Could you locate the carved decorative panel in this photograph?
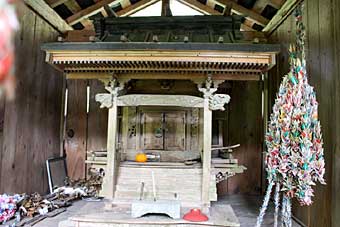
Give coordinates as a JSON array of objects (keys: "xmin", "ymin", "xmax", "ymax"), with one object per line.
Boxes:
[{"xmin": 164, "ymin": 112, "xmax": 186, "ymax": 151}]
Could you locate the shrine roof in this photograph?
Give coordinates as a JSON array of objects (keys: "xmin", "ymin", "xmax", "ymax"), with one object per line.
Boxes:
[{"xmin": 42, "ymin": 42, "xmax": 280, "ymax": 52}]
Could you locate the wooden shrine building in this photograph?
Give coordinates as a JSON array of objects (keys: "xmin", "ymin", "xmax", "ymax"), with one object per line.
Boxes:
[
  {"xmin": 41, "ymin": 15, "xmax": 279, "ymax": 226},
  {"xmin": 1, "ymin": 0, "xmax": 339, "ymax": 227}
]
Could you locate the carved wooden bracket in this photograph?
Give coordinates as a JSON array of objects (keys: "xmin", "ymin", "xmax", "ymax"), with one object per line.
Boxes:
[
  {"xmin": 209, "ymin": 94, "xmax": 231, "ymax": 111},
  {"xmin": 197, "ymin": 76, "xmax": 231, "ymax": 111},
  {"xmin": 95, "ymin": 79, "xmax": 125, "ymax": 109}
]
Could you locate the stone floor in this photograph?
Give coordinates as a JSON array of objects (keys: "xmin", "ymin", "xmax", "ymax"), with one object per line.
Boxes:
[{"xmin": 1, "ymin": 195, "xmax": 302, "ymax": 227}]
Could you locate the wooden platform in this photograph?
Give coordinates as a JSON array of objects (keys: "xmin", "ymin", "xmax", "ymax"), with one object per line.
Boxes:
[
  {"xmin": 0, "ymin": 195, "xmax": 301, "ymax": 227},
  {"xmin": 58, "ymin": 200, "xmax": 240, "ymax": 227}
]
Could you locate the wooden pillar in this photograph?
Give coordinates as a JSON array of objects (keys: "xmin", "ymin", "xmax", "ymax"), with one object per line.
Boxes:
[
  {"xmin": 96, "ymin": 79, "xmax": 124, "ymax": 200},
  {"xmin": 197, "ymin": 77, "xmax": 229, "ymax": 208},
  {"xmin": 262, "ymin": 73, "xmax": 269, "ymax": 193},
  {"xmin": 198, "ymin": 77, "xmax": 217, "ymax": 208},
  {"xmin": 100, "ymin": 96, "xmax": 118, "ymax": 199},
  {"xmin": 202, "ymin": 95, "xmax": 212, "ymax": 207}
]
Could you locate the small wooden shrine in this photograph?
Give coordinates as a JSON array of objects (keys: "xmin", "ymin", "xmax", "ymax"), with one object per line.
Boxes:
[{"xmin": 42, "ymin": 15, "xmax": 279, "ymax": 227}]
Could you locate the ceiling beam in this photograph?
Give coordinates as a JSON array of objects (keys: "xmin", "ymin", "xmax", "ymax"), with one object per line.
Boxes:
[
  {"xmin": 253, "ymin": 0, "xmax": 283, "ymax": 12},
  {"xmin": 116, "ymin": 0, "xmax": 159, "ymax": 17},
  {"xmin": 214, "ymin": 0, "xmax": 269, "ymax": 26},
  {"xmin": 67, "ymin": 0, "xmax": 159, "ymax": 25},
  {"xmin": 24, "ymin": 0, "xmax": 73, "ymax": 33},
  {"xmin": 64, "ymin": 0, "xmax": 94, "ymax": 30},
  {"xmin": 177, "ymin": 0, "xmax": 255, "ymax": 31},
  {"xmin": 177, "ymin": 0, "xmax": 218, "ymax": 15},
  {"xmin": 263, "ymin": 0, "xmax": 303, "ymax": 34},
  {"xmin": 45, "ymin": 0, "xmax": 69, "ymax": 8},
  {"xmin": 66, "ymin": 0, "xmax": 119, "ymax": 25}
]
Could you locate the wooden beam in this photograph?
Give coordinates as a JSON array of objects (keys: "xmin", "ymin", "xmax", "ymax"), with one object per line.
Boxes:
[
  {"xmin": 253, "ymin": 0, "xmax": 283, "ymax": 13},
  {"xmin": 66, "ymin": 0, "xmax": 119, "ymax": 26},
  {"xmin": 24, "ymin": 0, "xmax": 73, "ymax": 33},
  {"xmin": 214, "ymin": 0, "xmax": 269, "ymax": 26},
  {"xmin": 263, "ymin": 0, "xmax": 303, "ymax": 34},
  {"xmin": 65, "ymin": 72, "xmax": 261, "ymax": 81},
  {"xmin": 177, "ymin": 0, "xmax": 218, "ymax": 15},
  {"xmin": 161, "ymin": 0, "xmax": 172, "ymax": 16},
  {"xmin": 64, "ymin": 0, "xmax": 94, "ymax": 30},
  {"xmin": 67, "ymin": 0, "xmax": 159, "ymax": 25},
  {"xmin": 104, "ymin": 5, "xmax": 118, "ymax": 17},
  {"xmin": 222, "ymin": 3, "xmax": 232, "ymax": 16},
  {"xmin": 116, "ymin": 0, "xmax": 159, "ymax": 17},
  {"xmin": 45, "ymin": 0, "xmax": 68, "ymax": 8},
  {"xmin": 117, "ymin": 95, "xmax": 204, "ymax": 108}
]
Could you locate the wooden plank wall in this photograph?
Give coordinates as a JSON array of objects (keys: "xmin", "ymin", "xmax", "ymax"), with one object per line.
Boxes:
[
  {"xmin": 0, "ymin": 3, "xmax": 64, "ymax": 194},
  {"xmin": 64, "ymin": 80, "xmax": 88, "ymax": 180},
  {"xmin": 217, "ymin": 81, "xmax": 263, "ymax": 195},
  {"xmin": 64, "ymin": 80, "xmax": 108, "ymax": 180},
  {"xmin": 268, "ymin": 0, "xmax": 340, "ymax": 226}
]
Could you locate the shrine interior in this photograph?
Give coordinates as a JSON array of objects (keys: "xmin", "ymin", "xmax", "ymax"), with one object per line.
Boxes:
[{"xmin": 0, "ymin": 0, "xmax": 338, "ymax": 227}]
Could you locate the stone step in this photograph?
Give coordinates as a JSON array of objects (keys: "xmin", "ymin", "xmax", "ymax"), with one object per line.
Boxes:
[
  {"xmin": 112, "ymin": 198, "xmax": 203, "ymax": 209},
  {"xmin": 113, "ymin": 166, "xmax": 217, "ymax": 204},
  {"xmin": 115, "ymin": 184, "xmax": 201, "ymax": 191},
  {"xmin": 115, "ymin": 191, "xmax": 201, "ymax": 201}
]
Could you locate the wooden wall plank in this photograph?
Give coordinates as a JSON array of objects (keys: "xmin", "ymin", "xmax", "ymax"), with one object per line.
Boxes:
[
  {"xmin": 0, "ymin": 3, "xmax": 63, "ymax": 194},
  {"xmin": 332, "ymin": 0, "xmax": 340, "ymax": 225},
  {"xmin": 64, "ymin": 80, "xmax": 87, "ymax": 180},
  {"xmin": 218, "ymin": 81, "xmax": 263, "ymax": 195},
  {"xmin": 87, "ymin": 80, "xmax": 108, "ymax": 152}
]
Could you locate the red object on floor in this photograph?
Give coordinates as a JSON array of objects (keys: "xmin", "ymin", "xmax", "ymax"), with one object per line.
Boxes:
[{"xmin": 183, "ymin": 208, "xmax": 209, "ymax": 222}]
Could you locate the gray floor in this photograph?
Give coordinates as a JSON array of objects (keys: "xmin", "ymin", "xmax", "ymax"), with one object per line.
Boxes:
[
  {"xmin": 2, "ymin": 195, "xmax": 301, "ymax": 227},
  {"xmin": 217, "ymin": 195, "xmax": 301, "ymax": 227}
]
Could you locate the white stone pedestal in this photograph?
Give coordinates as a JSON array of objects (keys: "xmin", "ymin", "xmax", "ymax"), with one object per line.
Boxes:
[{"xmin": 131, "ymin": 200, "xmax": 181, "ymax": 219}]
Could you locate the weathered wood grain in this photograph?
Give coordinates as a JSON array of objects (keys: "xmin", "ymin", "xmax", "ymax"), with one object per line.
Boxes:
[
  {"xmin": 0, "ymin": 3, "xmax": 63, "ymax": 194},
  {"xmin": 24, "ymin": 0, "xmax": 73, "ymax": 33},
  {"xmin": 64, "ymin": 80, "xmax": 87, "ymax": 180},
  {"xmin": 87, "ymin": 80, "xmax": 108, "ymax": 153},
  {"xmin": 218, "ymin": 81, "xmax": 263, "ymax": 195}
]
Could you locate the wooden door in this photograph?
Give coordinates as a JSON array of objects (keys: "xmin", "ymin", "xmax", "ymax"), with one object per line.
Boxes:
[
  {"xmin": 142, "ymin": 112, "xmax": 164, "ymax": 150},
  {"xmin": 164, "ymin": 112, "xmax": 186, "ymax": 151}
]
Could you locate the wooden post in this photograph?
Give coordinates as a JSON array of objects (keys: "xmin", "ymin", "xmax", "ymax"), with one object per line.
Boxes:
[
  {"xmin": 100, "ymin": 97, "xmax": 118, "ymax": 199},
  {"xmin": 262, "ymin": 73, "xmax": 269, "ymax": 193},
  {"xmin": 197, "ymin": 77, "xmax": 229, "ymax": 208},
  {"xmin": 202, "ymin": 95, "xmax": 212, "ymax": 207},
  {"xmin": 198, "ymin": 77, "xmax": 217, "ymax": 209},
  {"xmin": 161, "ymin": 0, "xmax": 172, "ymax": 16},
  {"xmin": 96, "ymin": 80, "xmax": 123, "ymax": 200}
]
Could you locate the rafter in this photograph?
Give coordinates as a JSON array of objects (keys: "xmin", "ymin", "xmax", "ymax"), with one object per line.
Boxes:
[
  {"xmin": 116, "ymin": 0, "xmax": 159, "ymax": 17},
  {"xmin": 24, "ymin": 0, "xmax": 73, "ymax": 33},
  {"xmin": 177, "ymin": 0, "xmax": 218, "ymax": 15},
  {"xmin": 213, "ymin": 0, "xmax": 269, "ymax": 26},
  {"xmin": 66, "ymin": 0, "xmax": 120, "ymax": 26},
  {"xmin": 253, "ymin": 0, "xmax": 283, "ymax": 12},
  {"xmin": 64, "ymin": 0, "xmax": 94, "ymax": 30},
  {"xmin": 263, "ymin": 0, "xmax": 303, "ymax": 34},
  {"xmin": 177, "ymin": 0, "xmax": 255, "ymax": 31},
  {"xmin": 67, "ymin": 0, "xmax": 159, "ymax": 25},
  {"xmin": 45, "ymin": 0, "xmax": 68, "ymax": 8}
]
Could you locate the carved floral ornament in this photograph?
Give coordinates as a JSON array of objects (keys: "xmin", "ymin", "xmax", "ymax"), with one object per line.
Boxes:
[{"xmin": 196, "ymin": 76, "xmax": 231, "ymax": 111}]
